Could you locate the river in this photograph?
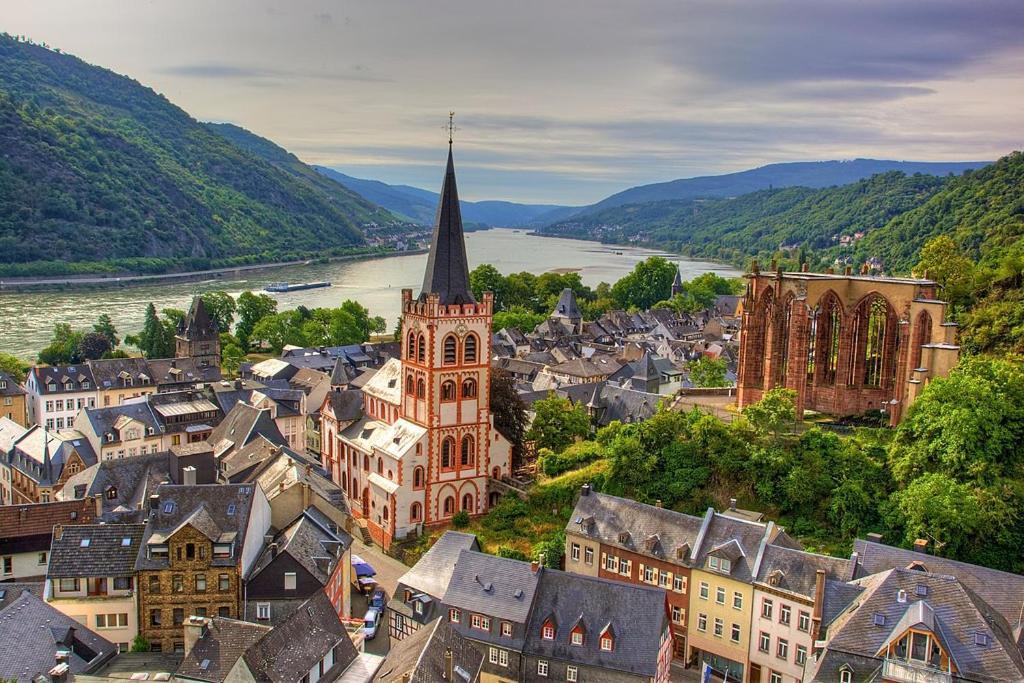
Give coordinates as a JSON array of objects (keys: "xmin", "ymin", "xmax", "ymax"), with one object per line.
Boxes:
[{"xmin": 0, "ymin": 231, "xmax": 740, "ymax": 359}]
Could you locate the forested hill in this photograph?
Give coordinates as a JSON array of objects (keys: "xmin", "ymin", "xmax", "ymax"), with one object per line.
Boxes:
[
  {"xmin": 575, "ymin": 158, "xmax": 990, "ymax": 217},
  {"xmin": 0, "ymin": 35, "xmax": 396, "ymax": 276},
  {"xmin": 847, "ymin": 151, "xmax": 1024, "ymax": 272},
  {"xmin": 539, "ymin": 171, "xmax": 951, "ymax": 268}
]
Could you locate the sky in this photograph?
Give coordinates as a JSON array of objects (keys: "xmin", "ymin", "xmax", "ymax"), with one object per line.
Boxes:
[{"xmin": 4, "ymin": 0, "xmax": 1024, "ymax": 204}]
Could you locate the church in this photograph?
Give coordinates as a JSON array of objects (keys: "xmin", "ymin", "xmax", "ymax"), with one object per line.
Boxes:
[{"xmin": 324, "ymin": 143, "xmax": 512, "ymax": 549}]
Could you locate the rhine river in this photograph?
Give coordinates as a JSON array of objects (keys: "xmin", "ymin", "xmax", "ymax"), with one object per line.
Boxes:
[{"xmin": 0, "ymin": 231, "xmax": 740, "ymax": 359}]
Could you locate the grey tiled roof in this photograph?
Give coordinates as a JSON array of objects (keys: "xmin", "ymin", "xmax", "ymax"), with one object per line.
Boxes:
[
  {"xmin": 524, "ymin": 571, "xmax": 668, "ymax": 678},
  {"xmin": 754, "ymin": 544, "xmax": 853, "ymax": 599},
  {"xmin": 815, "ymin": 568, "xmax": 1024, "ymax": 683},
  {"xmin": 853, "ymin": 538, "xmax": 1024, "ymax": 628},
  {"xmin": 0, "ymin": 582, "xmax": 43, "ymax": 611},
  {"xmin": 374, "ymin": 618, "xmax": 483, "ymax": 683},
  {"xmin": 47, "ymin": 523, "xmax": 146, "ymax": 579},
  {"xmin": 136, "ymin": 483, "xmax": 257, "ymax": 571},
  {"xmin": 176, "ymin": 618, "xmax": 270, "ymax": 682},
  {"xmin": 396, "ymin": 531, "xmax": 480, "ymax": 600},
  {"xmin": 242, "ymin": 591, "xmax": 356, "ymax": 681},
  {"xmin": 442, "ymin": 549, "xmax": 541, "ymax": 640},
  {"xmin": 566, "ymin": 490, "xmax": 705, "ymax": 566},
  {"xmin": 0, "ymin": 592, "xmax": 116, "ymax": 679},
  {"xmin": 60, "ymin": 451, "xmax": 172, "ymax": 520}
]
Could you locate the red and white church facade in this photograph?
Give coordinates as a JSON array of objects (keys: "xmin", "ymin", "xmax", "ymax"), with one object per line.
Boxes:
[{"xmin": 322, "ymin": 145, "xmax": 512, "ymax": 549}]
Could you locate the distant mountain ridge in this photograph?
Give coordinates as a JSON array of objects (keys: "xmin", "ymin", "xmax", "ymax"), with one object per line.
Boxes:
[
  {"xmin": 0, "ymin": 35, "xmax": 396, "ymax": 276},
  {"xmin": 315, "ymin": 166, "xmax": 574, "ymax": 227}
]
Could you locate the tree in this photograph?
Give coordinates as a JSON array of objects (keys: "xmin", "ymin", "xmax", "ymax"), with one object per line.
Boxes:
[
  {"xmin": 76, "ymin": 332, "xmax": 112, "ymax": 360},
  {"xmin": 0, "ymin": 352, "xmax": 28, "ymax": 383},
  {"xmin": 492, "ymin": 307, "xmax": 546, "ymax": 334},
  {"xmin": 93, "ymin": 314, "xmax": 119, "ymax": 348},
  {"xmin": 741, "ymin": 388, "xmax": 798, "ymax": 440},
  {"xmin": 689, "ymin": 356, "xmax": 729, "ymax": 388},
  {"xmin": 38, "ymin": 323, "xmax": 84, "ymax": 365},
  {"xmin": 236, "ymin": 291, "xmax": 277, "ymax": 349},
  {"xmin": 526, "ymin": 394, "xmax": 591, "ymax": 453},
  {"xmin": 200, "ymin": 291, "xmax": 237, "ymax": 332},
  {"xmin": 490, "ymin": 369, "xmax": 529, "ymax": 469},
  {"xmin": 610, "ymin": 257, "xmax": 678, "ymax": 310},
  {"xmin": 889, "ymin": 356, "xmax": 1024, "ymax": 487},
  {"xmin": 914, "ymin": 235, "xmax": 976, "ymax": 311}
]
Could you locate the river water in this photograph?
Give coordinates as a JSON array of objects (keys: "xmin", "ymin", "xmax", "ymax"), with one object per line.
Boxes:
[{"xmin": 0, "ymin": 231, "xmax": 740, "ymax": 359}]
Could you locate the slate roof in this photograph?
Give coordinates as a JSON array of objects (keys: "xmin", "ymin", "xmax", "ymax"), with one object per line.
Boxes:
[
  {"xmin": 0, "ymin": 592, "xmax": 116, "ymax": 679},
  {"xmin": 208, "ymin": 403, "xmax": 285, "ymax": 459},
  {"xmin": 395, "ymin": 531, "xmax": 480, "ymax": 600},
  {"xmin": 47, "ymin": 523, "xmax": 147, "ymax": 579},
  {"xmin": 567, "ymin": 491, "xmax": 705, "ymax": 565},
  {"xmin": 0, "ymin": 370, "xmax": 25, "ymax": 396},
  {"xmin": 176, "ymin": 617, "xmax": 270, "ymax": 682},
  {"xmin": 374, "ymin": 618, "xmax": 483, "ymax": 683},
  {"xmin": 812, "ymin": 568, "xmax": 1024, "ymax": 683},
  {"xmin": 250, "ymin": 509, "xmax": 349, "ymax": 586},
  {"xmin": 0, "ymin": 582, "xmax": 43, "ymax": 611},
  {"xmin": 86, "ymin": 357, "xmax": 154, "ymax": 389},
  {"xmin": 80, "ymin": 401, "xmax": 163, "ymax": 444},
  {"xmin": 242, "ymin": 591, "xmax": 356, "ymax": 682},
  {"xmin": 853, "ymin": 538, "xmax": 1024, "ymax": 628},
  {"xmin": 754, "ymin": 544, "xmax": 854, "ymax": 599},
  {"xmin": 420, "ymin": 146, "xmax": 475, "ymax": 306},
  {"xmin": 136, "ymin": 483, "xmax": 257, "ymax": 571},
  {"xmin": 28, "ymin": 364, "xmax": 95, "ymax": 395},
  {"xmin": 552, "ymin": 288, "xmax": 583, "ymax": 321},
  {"xmin": 325, "ymin": 388, "xmax": 364, "ymax": 423},
  {"xmin": 442, "ymin": 549, "xmax": 541, "ymax": 648},
  {"xmin": 524, "ymin": 571, "xmax": 668, "ymax": 678},
  {"xmin": 60, "ymin": 451, "xmax": 172, "ymax": 521},
  {"xmin": 178, "ymin": 296, "xmax": 219, "ymax": 341}
]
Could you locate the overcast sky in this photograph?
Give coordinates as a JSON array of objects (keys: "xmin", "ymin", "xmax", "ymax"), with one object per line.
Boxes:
[{"xmin": 5, "ymin": 0, "xmax": 1024, "ymax": 204}]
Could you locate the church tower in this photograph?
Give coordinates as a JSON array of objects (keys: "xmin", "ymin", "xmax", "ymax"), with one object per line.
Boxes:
[{"xmin": 399, "ymin": 141, "xmax": 508, "ymax": 524}]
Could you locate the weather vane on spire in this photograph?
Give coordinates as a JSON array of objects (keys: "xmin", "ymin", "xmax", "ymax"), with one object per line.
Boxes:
[{"xmin": 445, "ymin": 111, "xmax": 456, "ymax": 145}]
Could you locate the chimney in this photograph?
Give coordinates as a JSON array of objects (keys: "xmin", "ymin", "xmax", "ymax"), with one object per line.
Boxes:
[
  {"xmin": 443, "ymin": 647, "xmax": 453, "ymax": 681},
  {"xmin": 865, "ymin": 532, "xmax": 883, "ymax": 544},
  {"xmin": 93, "ymin": 493, "xmax": 103, "ymax": 517},
  {"xmin": 182, "ymin": 466, "xmax": 197, "ymax": 487},
  {"xmin": 913, "ymin": 538, "xmax": 928, "ymax": 554},
  {"xmin": 729, "ymin": 498, "xmax": 737, "ymax": 511},
  {"xmin": 580, "ymin": 483, "xmax": 591, "ymax": 497},
  {"xmin": 149, "ymin": 494, "xmax": 160, "ymax": 512},
  {"xmin": 184, "ymin": 615, "xmax": 209, "ymax": 655}
]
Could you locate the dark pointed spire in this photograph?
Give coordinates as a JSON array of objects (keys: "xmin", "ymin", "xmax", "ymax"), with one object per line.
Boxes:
[{"xmin": 420, "ymin": 145, "xmax": 475, "ymax": 305}]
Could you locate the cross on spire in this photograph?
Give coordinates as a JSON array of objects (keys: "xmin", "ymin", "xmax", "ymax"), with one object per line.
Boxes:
[{"xmin": 447, "ymin": 111, "xmax": 456, "ymax": 146}]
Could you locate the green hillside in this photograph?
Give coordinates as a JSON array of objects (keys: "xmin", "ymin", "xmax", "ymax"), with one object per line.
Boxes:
[
  {"xmin": 0, "ymin": 35, "xmax": 397, "ymax": 276},
  {"xmin": 540, "ymin": 171, "xmax": 948, "ymax": 268}
]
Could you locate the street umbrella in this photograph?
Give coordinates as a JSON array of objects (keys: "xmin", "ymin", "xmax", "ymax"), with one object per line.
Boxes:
[{"xmin": 352, "ymin": 554, "xmax": 376, "ymax": 578}]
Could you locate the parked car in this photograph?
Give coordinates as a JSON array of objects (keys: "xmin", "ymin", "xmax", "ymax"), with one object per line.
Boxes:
[
  {"xmin": 370, "ymin": 588, "xmax": 387, "ymax": 610},
  {"xmin": 363, "ymin": 607, "xmax": 382, "ymax": 640}
]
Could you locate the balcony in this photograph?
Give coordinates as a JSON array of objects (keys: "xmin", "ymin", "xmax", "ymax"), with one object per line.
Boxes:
[{"xmin": 882, "ymin": 658, "xmax": 952, "ymax": 683}]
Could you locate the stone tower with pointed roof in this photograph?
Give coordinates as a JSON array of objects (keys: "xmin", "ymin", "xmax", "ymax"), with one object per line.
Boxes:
[
  {"xmin": 332, "ymin": 143, "xmax": 512, "ymax": 549},
  {"xmin": 176, "ymin": 296, "xmax": 221, "ymax": 370}
]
